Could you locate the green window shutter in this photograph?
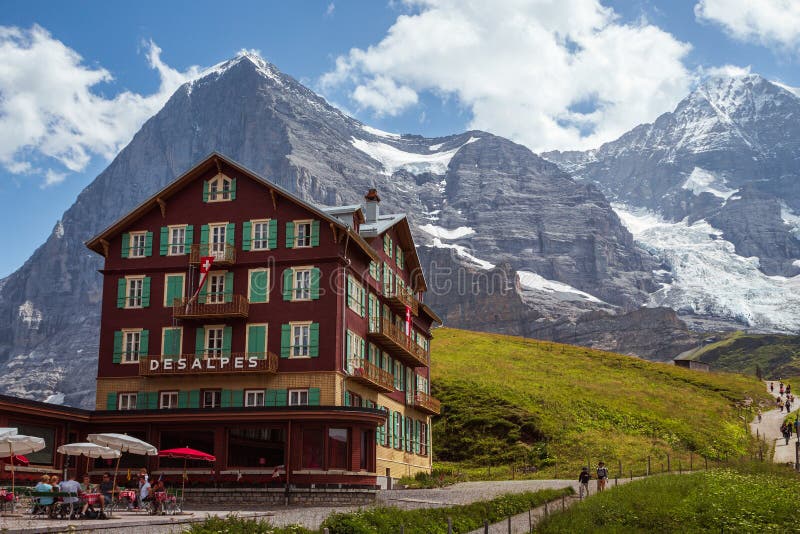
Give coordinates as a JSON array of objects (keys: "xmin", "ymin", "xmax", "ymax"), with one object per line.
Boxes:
[
  {"xmin": 230, "ymin": 178, "xmax": 237, "ymax": 200},
  {"xmin": 280, "ymin": 324, "xmax": 291, "ymax": 358},
  {"xmin": 282, "ymin": 269, "xmax": 293, "ymax": 301},
  {"xmin": 221, "ymin": 390, "xmax": 232, "ymax": 408},
  {"xmin": 275, "ymin": 389, "xmax": 287, "ymax": 406},
  {"xmin": 165, "ymin": 275, "xmax": 183, "ymax": 307},
  {"xmin": 141, "ymin": 276, "xmax": 151, "ymax": 307},
  {"xmin": 117, "ymin": 278, "xmax": 126, "ymax": 308},
  {"xmin": 222, "ymin": 326, "xmax": 232, "ymax": 356},
  {"xmin": 414, "ymin": 420, "xmax": 420, "ymax": 454},
  {"xmin": 392, "ymin": 412, "xmax": 399, "ymax": 448},
  {"xmin": 106, "ymin": 392, "xmax": 117, "ymax": 410},
  {"xmin": 139, "ymin": 329, "xmax": 149, "ymax": 357},
  {"xmin": 145, "ymin": 231, "xmax": 153, "ymax": 257},
  {"xmin": 360, "ymin": 339, "xmax": 365, "ymax": 362},
  {"xmin": 224, "ymin": 272, "xmax": 234, "ymax": 303},
  {"xmin": 249, "ymin": 270, "xmax": 267, "ymax": 303},
  {"xmin": 310, "ymin": 267, "xmax": 321, "ymax": 300},
  {"xmin": 135, "ymin": 392, "xmax": 145, "ymax": 409},
  {"xmin": 226, "ymin": 223, "xmax": 235, "ymax": 246},
  {"xmin": 285, "ymin": 222, "xmax": 295, "ymax": 248},
  {"xmin": 268, "ymin": 219, "xmax": 278, "ymax": 249},
  {"xmin": 177, "ymin": 391, "xmax": 188, "ymax": 409},
  {"xmin": 163, "ymin": 328, "xmax": 180, "ymax": 359},
  {"xmin": 311, "ymin": 220, "xmax": 320, "ymax": 247},
  {"xmin": 200, "ymin": 224, "xmax": 209, "ymax": 245},
  {"xmin": 202, "ymin": 180, "xmax": 209, "ymax": 202},
  {"xmin": 344, "ymin": 391, "xmax": 351, "ymax": 406},
  {"xmin": 265, "ymin": 389, "xmax": 277, "ymax": 407},
  {"xmin": 309, "ymin": 323, "xmax": 319, "ymax": 357},
  {"xmin": 308, "ymin": 388, "xmax": 320, "ymax": 406},
  {"xmin": 185, "ymin": 225, "xmax": 194, "ymax": 246},
  {"xmin": 232, "ymin": 389, "xmax": 244, "ymax": 407},
  {"xmin": 159, "ymin": 227, "xmax": 169, "ymax": 256},
  {"xmin": 345, "ymin": 330, "xmax": 352, "ymax": 358},
  {"xmin": 188, "ymin": 390, "xmax": 200, "ymax": 408},
  {"xmin": 148, "ymin": 391, "xmax": 158, "ymax": 410},
  {"xmin": 360, "ymin": 286, "xmax": 366, "ymax": 316},
  {"xmin": 242, "ymin": 221, "xmax": 252, "ymax": 251},
  {"xmin": 112, "ymin": 331, "xmax": 122, "ymax": 363},
  {"xmin": 247, "ymin": 324, "xmax": 266, "ymax": 356},
  {"xmin": 195, "ymin": 327, "xmax": 205, "ymax": 357},
  {"xmin": 121, "ymin": 233, "xmax": 130, "ymax": 258}
]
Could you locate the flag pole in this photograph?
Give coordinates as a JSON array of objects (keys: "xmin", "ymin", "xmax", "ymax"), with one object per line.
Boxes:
[{"xmin": 9, "ymin": 443, "xmax": 15, "ymax": 513}]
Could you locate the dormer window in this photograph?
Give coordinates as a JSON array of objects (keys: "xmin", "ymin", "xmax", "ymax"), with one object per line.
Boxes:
[{"xmin": 203, "ymin": 174, "xmax": 237, "ymax": 202}]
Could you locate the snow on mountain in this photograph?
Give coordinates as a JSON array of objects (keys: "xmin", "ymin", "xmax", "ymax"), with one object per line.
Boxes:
[
  {"xmin": 419, "ymin": 224, "xmax": 475, "ymax": 239},
  {"xmin": 426, "ymin": 239, "xmax": 496, "ymax": 270},
  {"xmin": 360, "ymin": 124, "xmax": 401, "ymax": 139},
  {"xmin": 350, "ymin": 136, "xmax": 480, "ymax": 175},
  {"xmin": 782, "ymin": 205, "xmax": 800, "ymax": 238},
  {"xmin": 517, "ymin": 271, "xmax": 607, "ymax": 304},
  {"xmin": 613, "ymin": 204, "xmax": 800, "ymax": 332},
  {"xmin": 681, "ymin": 167, "xmax": 737, "ymax": 200}
]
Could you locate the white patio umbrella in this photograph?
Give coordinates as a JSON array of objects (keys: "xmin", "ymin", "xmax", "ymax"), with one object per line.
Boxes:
[
  {"xmin": 86, "ymin": 434, "xmax": 157, "ymax": 494},
  {"xmin": 0, "ymin": 434, "xmax": 46, "ymax": 509},
  {"xmin": 57, "ymin": 443, "xmax": 121, "ymax": 459},
  {"xmin": 0, "ymin": 428, "xmax": 17, "ymax": 438}
]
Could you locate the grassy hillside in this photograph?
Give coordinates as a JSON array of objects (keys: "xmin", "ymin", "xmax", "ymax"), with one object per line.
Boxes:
[
  {"xmin": 430, "ymin": 328, "xmax": 771, "ymax": 476},
  {"xmin": 689, "ymin": 331, "xmax": 800, "ymax": 379}
]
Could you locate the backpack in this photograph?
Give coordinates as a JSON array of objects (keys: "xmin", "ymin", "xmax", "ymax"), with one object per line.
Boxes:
[{"xmin": 597, "ymin": 467, "xmax": 608, "ymax": 479}]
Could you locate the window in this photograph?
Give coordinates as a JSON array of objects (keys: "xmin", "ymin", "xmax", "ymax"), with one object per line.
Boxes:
[
  {"xmin": 295, "ymin": 221, "xmax": 312, "ymax": 248},
  {"xmin": 252, "ymin": 220, "xmax": 270, "ymax": 250},
  {"xmin": 394, "ymin": 412, "xmax": 403, "ymax": 450},
  {"xmin": 162, "ymin": 327, "xmax": 182, "ymax": 359},
  {"xmin": 208, "ymin": 272, "xmax": 226, "ymax": 304},
  {"xmin": 396, "ymin": 246, "xmax": 405, "ymax": 269},
  {"xmin": 122, "ymin": 330, "xmax": 141, "ymax": 363},
  {"xmin": 291, "ymin": 268, "xmax": 310, "ymax": 300},
  {"xmin": 301, "ymin": 428, "xmax": 324, "ymax": 469},
  {"xmin": 169, "ymin": 226, "xmax": 187, "ymax": 255},
  {"xmin": 347, "ymin": 275, "xmax": 365, "ymax": 316},
  {"xmin": 206, "ymin": 327, "xmax": 224, "ymax": 358},
  {"xmin": 420, "ymin": 421, "xmax": 428, "ymax": 456},
  {"xmin": 346, "ymin": 330, "xmax": 365, "ymax": 373},
  {"xmin": 160, "ymin": 391, "xmax": 179, "ymax": 409},
  {"xmin": 248, "ymin": 269, "xmax": 269, "ymax": 303},
  {"xmin": 207, "ymin": 174, "xmax": 234, "ymax": 202},
  {"xmin": 126, "ymin": 277, "xmax": 144, "ymax": 308},
  {"xmin": 405, "ymin": 416, "xmax": 413, "ymax": 452},
  {"xmin": 246, "ymin": 324, "xmax": 268, "ymax": 357},
  {"xmin": 328, "ymin": 428, "xmax": 349, "ymax": 469},
  {"xmin": 209, "ymin": 223, "xmax": 227, "ymax": 259},
  {"xmin": 291, "ymin": 323, "xmax": 310, "ymax": 357},
  {"xmin": 245, "ymin": 389, "xmax": 265, "ymax": 407},
  {"xmin": 228, "ymin": 427, "xmax": 285, "ymax": 468},
  {"xmin": 163, "ymin": 274, "xmax": 185, "ymax": 307},
  {"xmin": 130, "ymin": 231, "xmax": 148, "ymax": 258},
  {"xmin": 118, "ymin": 393, "xmax": 138, "ymax": 411},
  {"xmin": 369, "ymin": 261, "xmax": 380, "ymax": 281},
  {"xmin": 289, "ymin": 389, "xmax": 309, "ymax": 406},
  {"xmin": 394, "ymin": 360, "xmax": 404, "ymax": 390},
  {"xmin": 202, "ymin": 390, "xmax": 222, "ymax": 408},
  {"xmin": 383, "ymin": 234, "xmax": 393, "ymax": 258}
]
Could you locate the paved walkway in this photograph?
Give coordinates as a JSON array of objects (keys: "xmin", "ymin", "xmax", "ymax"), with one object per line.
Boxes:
[{"xmin": 750, "ymin": 381, "xmax": 797, "ymax": 465}]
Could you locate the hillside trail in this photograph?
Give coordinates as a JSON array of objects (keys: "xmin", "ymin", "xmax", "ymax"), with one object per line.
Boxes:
[{"xmin": 750, "ymin": 381, "xmax": 797, "ymax": 465}]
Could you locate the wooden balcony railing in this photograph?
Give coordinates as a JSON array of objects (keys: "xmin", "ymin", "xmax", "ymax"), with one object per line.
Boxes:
[
  {"xmin": 367, "ymin": 316, "xmax": 429, "ymax": 368},
  {"xmin": 414, "ymin": 391, "xmax": 441, "ymax": 415},
  {"xmin": 189, "ymin": 243, "xmax": 236, "ymax": 265},
  {"xmin": 173, "ymin": 294, "xmax": 249, "ymax": 319},
  {"xmin": 348, "ymin": 358, "xmax": 395, "ymax": 393},
  {"xmin": 139, "ymin": 352, "xmax": 278, "ymax": 376},
  {"xmin": 384, "ymin": 285, "xmax": 419, "ymax": 316}
]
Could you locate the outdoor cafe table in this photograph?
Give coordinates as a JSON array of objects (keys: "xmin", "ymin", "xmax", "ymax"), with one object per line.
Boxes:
[{"xmin": 82, "ymin": 493, "xmax": 102, "ymax": 506}]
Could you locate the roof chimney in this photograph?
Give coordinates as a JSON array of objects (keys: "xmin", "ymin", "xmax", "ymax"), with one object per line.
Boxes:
[{"xmin": 364, "ymin": 188, "xmax": 380, "ymax": 223}]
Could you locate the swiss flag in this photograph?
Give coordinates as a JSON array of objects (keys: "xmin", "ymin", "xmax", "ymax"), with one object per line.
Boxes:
[
  {"xmin": 405, "ymin": 306, "xmax": 412, "ymax": 336},
  {"xmin": 189, "ymin": 256, "xmax": 215, "ymax": 304}
]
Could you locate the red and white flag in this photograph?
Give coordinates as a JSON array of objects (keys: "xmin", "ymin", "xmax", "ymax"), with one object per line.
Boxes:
[
  {"xmin": 189, "ymin": 256, "xmax": 215, "ymax": 303},
  {"xmin": 405, "ymin": 306, "xmax": 412, "ymax": 336}
]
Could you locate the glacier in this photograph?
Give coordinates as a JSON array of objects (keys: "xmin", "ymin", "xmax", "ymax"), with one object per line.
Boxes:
[{"xmin": 613, "ymin": 204, "xmax": 800, "ymax": 332}]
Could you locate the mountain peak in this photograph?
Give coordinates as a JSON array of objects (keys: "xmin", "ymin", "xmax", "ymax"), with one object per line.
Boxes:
[
  {"xmin": 687, "ymin": 71, "xmax": 798, "ymax": 118},
  {"xmin": 191, "ymin": 50, "xmax": 284, "ymax": 89}
]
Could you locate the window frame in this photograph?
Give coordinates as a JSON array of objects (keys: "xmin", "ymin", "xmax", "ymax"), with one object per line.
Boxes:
[
  {"xmin": 129, "ymin": 231, "xmax": 148, "ymax": 258},
  {"xmin": 347, "ymin": 275, "xmax": 365, "ymax": 316},
  {"xmin": 245, "ymin": 323, "xmax": 268, "ymax": 357},
  {"xmin": 208, "ymin": 174, "xmax": 233, "ymax": 202},
  {"xmin": 289, "ymin": 321, "xmax": 312, "ymax": 358},
  {"xmin": 167, "ymin": 224, "xmax": 188, "ymax": 256},
  {"xmin": 163, "ymin": 273, "xmax": 186, "ymax": 307},
  {"xmin": 294, "ymin": 219, "xmax": 313, "ymax": 248},
  {"xmin": 161, "ymin": 326, "xmax": 183, "ymax": 358},
  {"xmin": 244, "ymin": 389, "xmax": 265, "ymax": 407},
  {"xmin": 207, "ymin": 271, "xmax": 227, "ymax": 304},
  {"xmin": 204, "ymin": 324, "xmax": 225, "ymax": 358},
  {"xmin": 248, "ymin": 268, "xmax": 270, "ymax": 304},
  {"xmin": 125, "ymin": 275, "xmax": 145, "ymax": 309},
  {"xmin": 159, "ymin": 391, "xmax": 179, "ymax": 409},
  {"xmin": 208, "ymin": 223, "xmax": 228, "ymax": 258},
  {"xmin": 201, "ymin": 389, "xmax": 222, "ymax": 409},
  {"xmin": 288, "ymin": 389, "xmax": 310, "ymax": 406},
  {"xmin": 250, "ymin": 219, "xmax": 272, "ymax": 251},
  {"xmin": 118, "ymin": 392, "xmax": 138, "ymax": 411},
  {"xmin": 292, "ymin": 267, "xmax": 312, "ymax": 301},
  {"xmin": 121, "ymin": 328, "xmax": 143, "ymax": 364}
]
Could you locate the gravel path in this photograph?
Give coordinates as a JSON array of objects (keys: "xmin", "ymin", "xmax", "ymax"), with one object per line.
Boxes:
[{"xmin": 750, "ymin": 381, "xmax": 797, "ymax": 465}]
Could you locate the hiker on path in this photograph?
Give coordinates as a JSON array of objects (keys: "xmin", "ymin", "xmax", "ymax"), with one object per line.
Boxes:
[
  {"xmin": 758, "ymin": 409, "xmax": 762, "ymax": 423},
  {"xmin": 794, "ymin": 418, "xmax": 799, "ymax": 436},
  {"xmin": 771, "ymin": 382, "xmax": 775, "ymax": 393},
  {"xmin": 788, "ymin": 384, "xmax": 792, "ymax": 395},
  {"xmin": 782, "ymin": 423, "xmax": 791, "ymax": 445},
  {"xmin": 578, "ymin": 467, "xmax": 591, "ymax": 499},
  {"xmin": 596, "ymin": 462, "xmax": 609, "ymax": 492},
  {"xmin": 779, "ymin": 397, "xmax": 784, "ymax": 412},
  {"xmin": 786, "ymin": 399, "xmax": 792, "ymax": 412},
  {"xmin": 780, "ymin": 383, "xmax": 785, "ymax": 395}
]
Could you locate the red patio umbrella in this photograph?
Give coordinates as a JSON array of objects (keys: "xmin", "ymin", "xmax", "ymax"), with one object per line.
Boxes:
[
  {"xmin": 157, "ymin": 447, "xmax": 216, "ymax": 505},
  {"xmin": 0, "ymin": 455, "xmax": 28, "ymax": 466}
]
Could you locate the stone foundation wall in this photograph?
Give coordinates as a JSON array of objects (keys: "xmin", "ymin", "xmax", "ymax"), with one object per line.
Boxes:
[{"xmin": 183, "ymin": 487, "xmax": 377, "ymax": 509}]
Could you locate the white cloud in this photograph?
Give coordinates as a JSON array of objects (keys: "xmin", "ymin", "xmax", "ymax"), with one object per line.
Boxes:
[
  {"xmin": 321, "ymin": 0, "xmax": 692, "ymax": 152},
  {"xmin": 326, "ymin": 2, "xmax": 335, "ymax": 16},
  {"xmin": 695, "ymin": 0, "xmax": 800, "ymax": 52},
  {"xmin": 42, "ymin": 169, "xmax": 66, "ymax": 188},
  {"xmin": 0, "ymin": 25, "xmax": 201, "ymax": 186}
]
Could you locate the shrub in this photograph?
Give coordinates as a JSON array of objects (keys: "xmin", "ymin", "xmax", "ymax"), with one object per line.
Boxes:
[{"xmin": 183, "ymin": 514, "xmax": 313, "ymax": 533}]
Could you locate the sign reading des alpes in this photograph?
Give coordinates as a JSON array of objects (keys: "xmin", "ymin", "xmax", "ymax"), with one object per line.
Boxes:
[{"xmin": 141, "ymin": 355, "xmax": 277, "ymax": 375}]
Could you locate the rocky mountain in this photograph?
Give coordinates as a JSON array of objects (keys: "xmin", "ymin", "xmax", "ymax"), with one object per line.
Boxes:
[
  {"xmin": 545, "ymin": 74, "xmax": 800, "ymax": 333},
  {"xmin": 0, "ymin": 54, "xmax": 667, "ymax": 408}
]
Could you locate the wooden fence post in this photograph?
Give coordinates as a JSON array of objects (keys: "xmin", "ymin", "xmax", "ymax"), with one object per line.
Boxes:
[
  {"xmin": 484, "ymin": 520, "xmax": 489, "ymax": 534},
  {"xmin": 704, "ymin": 457, "xmax": 708, "ymax": 470},
  {"xmin": 667, "ymin": 454, "xmax": 671, "ymax": 472},
  {"xmin": 447, "ymin": 517, "xmax": 452, "ymax": 534},
  {"xmin": 690, "ymin": 452, "xmax": 693, "ymax": 471},
  {"xmin": 647, "ymin": 456, "xmax": 651, "ymax": 476},
  {"xmin": 529, "ymin": 508, "xmax": 533, "ymax": 531},
  {"xmin": 562, "ymin": 495, "xmax": 565, "ymax": 511},
  {"xmin": 618, "ymin": 459, "xmax": 622, "ymax": 479}
]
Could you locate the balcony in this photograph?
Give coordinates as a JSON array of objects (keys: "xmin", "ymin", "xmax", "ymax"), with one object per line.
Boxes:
[
  {"xmin": 384, "ymin": 285, "xmax": 419, "ymax": 316},
  {"xmin": 367, "ymin": 317, "xmax": 429, "ymax": 368},
  {"xmin": 189, "ymin": 243, "xmax": 236, "ymax": 265},
  {"xmin": 348, "ymin": 358, "xmax": 395, "ymax": 393},
  {"xmin": 172, "ymin": 294, "xmax": 249, "ymax": 319},
  {"xmin": 139, "ymin": 352, "xmax": 278, "ymax": 376},
  {"xmin": 414, "ymin": 391, "xmax": 441, "ymax": 415}
]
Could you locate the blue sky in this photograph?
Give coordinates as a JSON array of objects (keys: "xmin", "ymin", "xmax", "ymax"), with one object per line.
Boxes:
[{"xmin": 2, "ymin": 0, "xmax": 800, "ymax": 277}]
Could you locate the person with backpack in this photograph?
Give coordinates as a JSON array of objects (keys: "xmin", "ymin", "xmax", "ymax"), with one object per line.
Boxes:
[
  {"xmin": 596, "ymin": 461, "xmax": 609, "ymax": 491},
  {"xmin": 578, "ymin": 467, "xmax": 591, "ymax": 499},
  {"xmin": 771, "ymin": 382, "xmax": 775, "ymax": 393}
]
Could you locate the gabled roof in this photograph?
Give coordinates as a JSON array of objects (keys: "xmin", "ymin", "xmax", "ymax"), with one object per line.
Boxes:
[
  {"xmin": 85, "ymin": 152, "xmax": 380, "ymax": 263},
  {"xmin": 359, "ymin": 213, "xmax": 406, "ymax": 237}
]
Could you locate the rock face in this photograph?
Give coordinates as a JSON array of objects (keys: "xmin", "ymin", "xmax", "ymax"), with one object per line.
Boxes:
[
  {"xmin": 545, "ymin": 74, "xmax": 800, "ymax": 278},
  {"xmin": 0, "ymin": 54, "xmax": 665, "ymax": 408}
]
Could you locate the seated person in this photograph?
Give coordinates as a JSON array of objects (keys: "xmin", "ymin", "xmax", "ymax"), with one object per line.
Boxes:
[
  {"xmin": 33, "ymin": 475, "xmax": 54, "ymax": 514},
  {"xmin": 138, "ymin": 475, "xmax": 151, "ymax": 507},
  {"xmin": 80, "ymin": 475, "xmax": 106, "ymax": 517},
  {"xmin": 98, "ymin": 473, "xmax": 114, "ymax": 508},
  {"xmin": 59, "ymin": 475, "xmax": 81, "ymax": 518},
  {"xmin": 49, "ymin": 475, "xmax": 61, "ymax": 491},
  {"xmin": 150, "ymin": 479, "xmax": 166, "ymax": 513}
]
